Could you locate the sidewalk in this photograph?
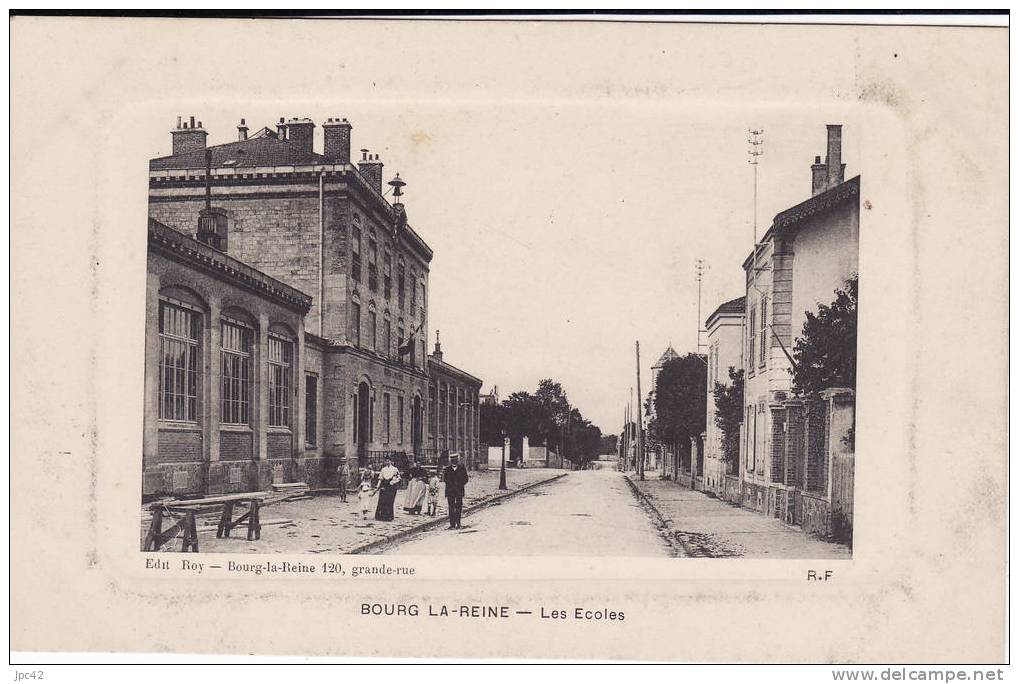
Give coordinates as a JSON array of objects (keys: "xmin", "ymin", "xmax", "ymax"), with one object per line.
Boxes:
[
  {"xmin": 141, "ymin": 467, "xmax": 563, "ymax": 554},
  {"xmin": 627, "ymin": 477, "xmax": 851, "ymax": 559}
]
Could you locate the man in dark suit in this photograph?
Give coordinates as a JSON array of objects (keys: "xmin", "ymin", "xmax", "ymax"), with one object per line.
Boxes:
[{"xmin": 443, "ymin": 453, "xmax": 469, "ymax": 529}]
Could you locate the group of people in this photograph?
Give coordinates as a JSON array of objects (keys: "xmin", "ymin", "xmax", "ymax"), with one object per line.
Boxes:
[{"xmin": 335, "ymin": 455, "xmax": 469, "ymax": 530}]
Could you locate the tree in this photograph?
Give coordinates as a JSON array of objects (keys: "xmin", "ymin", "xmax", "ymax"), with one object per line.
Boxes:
[
  {"xmin": 712, "ymin": 367, "xmax": 744, "ymax": 474},
  {"xmin": 653, "ymin": 354, "xmax": 707, "ymax": 469},
  {"xmin": 535, "ymin": 379, "xmax": 570, "ymax": 454},
  {"xmin": 599, "ymin": 433, "xmax": 618, "ymax": 454},
  {"xmin": 479, "ymin": 402, "xmax": 506, "ymax": 445},
  {"xmin": 792, "ymin": 275, "xmax": 858, "ymax": 395},
  {"xmin": 501, "ymin": 391, "xmax": 550, "ymax": 443}
]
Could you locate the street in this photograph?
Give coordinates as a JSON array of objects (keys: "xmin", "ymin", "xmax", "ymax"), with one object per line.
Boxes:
[{"xmin": 387, "ymin": 469, "xmax": 671, "ymax": 556}]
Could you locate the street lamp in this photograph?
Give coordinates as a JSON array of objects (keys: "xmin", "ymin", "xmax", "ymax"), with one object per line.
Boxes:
[{"xmin": 499, "ymin": 431, "xmax": 508, "ymax": 490}]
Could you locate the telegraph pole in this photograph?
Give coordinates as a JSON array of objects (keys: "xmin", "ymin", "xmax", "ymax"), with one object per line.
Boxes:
[
  {"xmin": 696, "ymin": 259, "xmax": 708, "ymax": 364},
  {"xmin": 747, "ymin": 129, "xmax": 764, "ymax": 245},
  {"xmin": 635, "ymin": 341, "xmax": 645, "ymax": 481}
]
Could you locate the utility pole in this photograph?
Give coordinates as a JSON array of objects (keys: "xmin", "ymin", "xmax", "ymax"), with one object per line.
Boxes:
[
  {"xmin": 747, "ymin": 129, "xmax": 764, "ymax": 245},
  {"xmin": 696, "ymin": 258, "xmax": 708, "ymax": 365},
  {"xmin": 635, "ymin": 341, "xmax": 645, "ymax": 481}
]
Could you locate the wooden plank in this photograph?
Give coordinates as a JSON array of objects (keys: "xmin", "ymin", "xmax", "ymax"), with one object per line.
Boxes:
[{"xmin": 150, "ymin": 492, "xmax": 267, "ymax": 509}]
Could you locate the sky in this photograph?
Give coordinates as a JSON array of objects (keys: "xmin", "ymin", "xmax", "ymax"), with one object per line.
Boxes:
[{"xmin": 143, "ymin": 104, "xmax": 858, "ymax": 434}]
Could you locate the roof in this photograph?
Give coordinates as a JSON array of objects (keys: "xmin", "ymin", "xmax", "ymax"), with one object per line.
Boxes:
[
  {"xmin": 705, "ymin": 295, "xmax": 746, "ymax": 328},
  {"xmin": 150, "ymin": 132, "xmax": 330, "ymax": 171},
  {"xmin": 147, "ymin": 217, "xmax": 313, "ymax": 314},
  {"xmin": 427, "ymin": 354, "xmax": 483, "ymax": 387},
  {"xmin": 743, "ymin": 175, "xmax": 861, "ymax": 270},
  {"xmin": 652, "ymin": 345, "xmax": 679, "ymax": 369}
]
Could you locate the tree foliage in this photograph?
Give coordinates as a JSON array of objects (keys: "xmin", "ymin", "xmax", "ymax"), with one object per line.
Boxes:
[
  {"xmin": 712, "ymin": 367, "xmax": 744, "ymax": 474},
  {"xmin": 480, "ymin": 378, "xmax": 604, "ymax": 467},
  {"xmin": 653, "ymin": 353, "xmax": 707, "ymax": 448},
  {"xmin": 792, "ymin": 275, "xmax": 858, "ymax": 395}
]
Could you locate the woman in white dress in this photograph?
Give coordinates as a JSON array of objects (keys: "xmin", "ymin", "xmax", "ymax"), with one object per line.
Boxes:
[{"xmin": 402, "ymin": 460, "xmax": 429, "ymax": 515}]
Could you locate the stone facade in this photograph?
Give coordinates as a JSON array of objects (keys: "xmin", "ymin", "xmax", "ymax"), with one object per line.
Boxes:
[
  {"xmin": 143, "ymin": 219, "xmax": 314, "ymax": 499},
  {"xmin": 703, "ymin": 295, "xmax": 744, "ymax": 496},
  {"xmin": 146, "ymin": 115, "xmax": 482, "ymax": 496},
  {"xmin": 426, "ymin": 339, "xmax": 482, "ymax": 469}
]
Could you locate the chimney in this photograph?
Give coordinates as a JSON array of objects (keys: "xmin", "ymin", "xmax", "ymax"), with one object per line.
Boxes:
[
  {"xmin": 433, "ymin": 330, "xmax": 443, "ymax": 362},
  {"xmin": 276, "ymin": 117, "xmax": 287, "ymax": 139},
  {"xmin": 811, "ymin": 155, "xmax": 828, "ymax": 196},
  {"xmin": 170, "ymin": 115, "xmax": 208, "ymax": 155},
  {"xmin": 237, "ymin": 118, "xmax": 248, "ymax": 141},
  {"xmin": 322, "ymin": 117, "xmax": 352, "ymax": 163},
  {"xmin": 286, "ymin": 117, "xmax": 315, "ymax": 156},
  {"xmin": 358, "ymin": 150, "xmax": 384, "ymax": 194},
  {"xmin": 825, "ymin": 124, "xmax": 845, "ymax": 189}
]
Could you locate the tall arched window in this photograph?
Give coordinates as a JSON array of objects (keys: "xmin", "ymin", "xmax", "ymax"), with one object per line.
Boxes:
[
  {"xmin": 351, "ymin": 227, "xmax": 362, "ymax": 283},
  {"xmin": 268, "ymin": 333, "xmax": 293, "ymax": 428},
  {"xmin": 368, "ymin": 305, "xmax": 377, "ymax": 351},
  {"xmin": 221, "ymin": 316, "xmax": 252, "ymax": 425},
  {"xmin": 158, "ymin": 299, "xmax": 200, "ymax": 422}
]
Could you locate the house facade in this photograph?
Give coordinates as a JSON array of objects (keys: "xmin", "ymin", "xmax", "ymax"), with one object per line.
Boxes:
[
  {"xmin": 703, "ymin": 295, "xmax": 745, "ymax": 496},
  {"xmin": 738, "ymin": 124, "xmax": 860, "ymax": 519}
]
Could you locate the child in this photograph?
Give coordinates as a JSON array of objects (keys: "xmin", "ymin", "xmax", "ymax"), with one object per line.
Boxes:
[
  {"xmin": 426, "ymin": 472, "xmax": 440, "ymax": 517},
  {"xmin": 357, "ymin": 476, "xmax": 375, "ymax": 521}
]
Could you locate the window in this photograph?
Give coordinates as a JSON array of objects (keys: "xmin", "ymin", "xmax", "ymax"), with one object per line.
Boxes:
[
  {"xmin": 384, "ymin": 253, "xmax": 392, "ymax": 300},
  {"xmin": 220, "ymin": 319, "xmax": 252, "ymax": 425},
  {"xmin": 384, "ymin": 318, "xmax": 392, "ymax": 358},
  {"xmin": 421, "ymin": 284, "xmax": 426, "ymax": 314},
  {"xmin": 447, "ymin": 386, "xmax": 454, "ymax": 443},
  {"xmin": 748, "ymin": 305, "xmax": 757, "ymax": 370},
  {"xmin": 398, "ymin": 395, "xmax": 405, "ymax": 444},
  {"xmin": 439, "ymin": 385, "xmax": 447, "ymax": 443},
  {"xmin": 305, "ymin": 375, "xmax": 318, "ymax": 446},
  {"xmin": 369, "ymin": 309, "xmax": 377, "ymax": 351},
  {"xmin": 410, "ymin": 276, "xmax": 417, "ymax": 316},
  {"xmin": 268, "ymin": 335, "xmax": 292, "ymax": 428},
  {"xmin": 350, "ymin": 301, "xmax": 361, "ymax": 347},
  {"xmin": 368, "ymin": 238, "xmax": 378, "ymax": 292},
  {"xmin": 419, "ymin": 340, "xmax": 425, "ymax": 369},
  {"xmin": 398, "ymin": 266, "xmax": 406, "ymax": 309},
  {"xmin": 383, "ymin": 393, "xmax": 391, "ymax": 444},
  {"xmin": 428, "ymin": 384, "xmax": 437, "ymax": 436},
  {"xmin": 351, "ymin": 228, "xmax": 362, "ymax": 283},
  {"xmin": 759, "ymin": 296, "xmax": 768, "ymax": 367},
  {"xmin": 159, "ymin": 300, "xmax": 199, "ymax": 422}
]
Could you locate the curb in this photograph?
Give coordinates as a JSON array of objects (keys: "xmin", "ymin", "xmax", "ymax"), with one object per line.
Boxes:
[
  {"xmin": 345, "ymin": 472, "xmax": 570, "ymax": 555},
  {"xmin": 622, "ymin": 475, "xmax": 691, "ymax": 558}
]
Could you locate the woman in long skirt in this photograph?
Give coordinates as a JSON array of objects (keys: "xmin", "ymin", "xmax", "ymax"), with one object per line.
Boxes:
[
  {"xmin": 402, "ymin": 461, "xmax": 429, "ymax": 515},
  {"xmin": 374, "ymin": 457, "xmax": 401, "ymax": 521}
]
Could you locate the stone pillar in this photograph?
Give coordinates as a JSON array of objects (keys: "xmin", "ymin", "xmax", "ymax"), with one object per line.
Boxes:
[
  {"xmin": 503, "ymin": 436, "xmax": 510, "ymax": 468},
  {"xmin": 142, "ymin": 273, "xmax": 161, "ymax": 472},
  {"xmin": 522, "ymin": 435, "xmax": 529, "ymax": 464},
  {"xmin": 821, "ymin": 388, "xmax": 856, "ymax": 498},
  {"xmin": 206, "ymin": 298, "xmax": 222, "ymax": 468},
  {"xmin": 254, "ymin": 311, "xmax": 270, "ymax": 466}
]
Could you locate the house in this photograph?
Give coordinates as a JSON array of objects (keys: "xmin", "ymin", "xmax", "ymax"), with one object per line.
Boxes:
[
  {"xmin": 702, "ymin": 295, "xmax": 745, "ymax": 496},
  {"xmin": 739, "ymin": 124, "xmax": 860, "ymax": 521}
]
